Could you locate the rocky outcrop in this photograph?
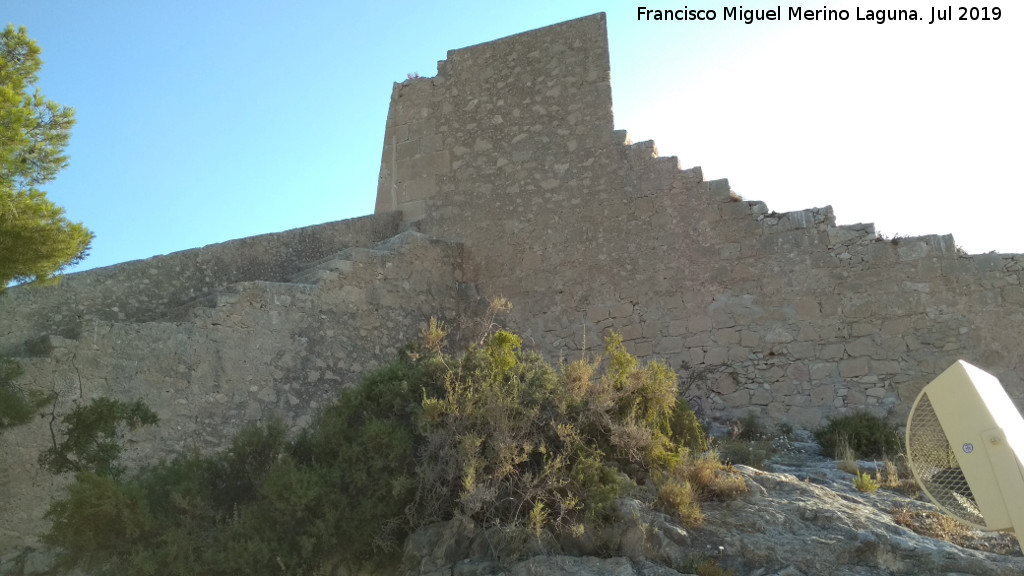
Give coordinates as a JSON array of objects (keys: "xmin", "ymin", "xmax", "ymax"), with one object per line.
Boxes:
[{"xmin": 400, "ymin": 444, "xmax": 1023, "ymax": 576}]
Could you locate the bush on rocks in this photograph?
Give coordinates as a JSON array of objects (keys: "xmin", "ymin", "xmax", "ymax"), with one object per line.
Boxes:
[{"xmin": 43, "ymin": 322, "xmax": 717, "ymax": 575}]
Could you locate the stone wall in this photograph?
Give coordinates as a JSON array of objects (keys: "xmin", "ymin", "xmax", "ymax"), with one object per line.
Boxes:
[
  {"xmin": 374, "ymin": 12, "xmax": 1024, "ymax": 429},
  {"xmin": 0, "ymin": 212, "xmax": 402, "ymax": 356},
  {"xmin": 0, "ymin": 220, "xmax": 471, "ymax": 549}
]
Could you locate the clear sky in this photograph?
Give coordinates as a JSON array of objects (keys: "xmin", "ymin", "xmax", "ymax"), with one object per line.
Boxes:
[{"xmin": 5, "ymin": 1, "xmax": 1022, "ymax": 274}]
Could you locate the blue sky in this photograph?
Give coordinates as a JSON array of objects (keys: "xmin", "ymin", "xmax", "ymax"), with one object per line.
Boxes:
[{"xmin": 6, "ymin": 1, "xmax": 1022, "ymax": 273}]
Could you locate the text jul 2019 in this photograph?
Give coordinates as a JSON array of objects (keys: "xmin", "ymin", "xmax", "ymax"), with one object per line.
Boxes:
[{"xmin": 636, "ymin": 6, "xmax": 1002, "ymax": 25}]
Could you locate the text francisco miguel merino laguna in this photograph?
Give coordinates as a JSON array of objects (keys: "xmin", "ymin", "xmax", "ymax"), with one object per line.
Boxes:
[{"xmin": 637, "ymin": 6, "xmax": 1002, "ymax": 24}]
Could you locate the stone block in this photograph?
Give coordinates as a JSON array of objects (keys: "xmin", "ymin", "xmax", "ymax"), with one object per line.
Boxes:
[
  {"xmin": 586, "ymin": 307, "xmax": 609, "ymax": 323},
  {"xmin": 721, "ymin": 390, "xmax": 750, "ymax": 409},
  {"xmin": 783, "ymin": 393, "xmax": 810, "ymax": 407},
  {"xmin": 618, "ymin": 323, "xmax": 643, "ymax": 341},
  {"xmin": 609, "ymin": 303, "xmax": 634, "ymax": 318},
  {"xmin": 797, "ymin": 325, "xmax": 821, "ymax": 342},
  {"xmin": 1002, "ymin": 286, "xmax": 1024, "ymax": 306},
  {"xmin": 760, "ymin": 366, "xmax": 785, "ymax": 382},
  {"xmin": 810, "ymin": 384, "xmax": 835, "ymax": 405},
  {"xmin": 653, "ymin": 336, "xmax": 683, "ymax": 355},
  {"xmin": 764, "ymin": 327, "xmax": 794, "ymax": 344},
  {"xmin": 839, "ymin": 357, "xmax": 870, "ymax": 378},
  {"xmin": 794, "ymin": 298, "xmax": 820, "ymax": 320},
  {"xmin": 845, "ymin": 388, "xmax": 867, "ymax": 406},
  {"xmin": 713, "ymin": 373, "xmax": 739, "ymax": 395},
  {"xmin": 396, "ymin": 138, "xmax": 420, "ymax": 160},
  {"xmin": 728, "ymin": 347, "xmax": 750, "ymax": 363},
  {"xmin": 668, "ymin": 319, "xmax": 688, "ymax": 336},
  {"xmin": 871, "ymin": 360, "xmax": 901, "ymax": 374},
  {"xmin": 710, "ymin": 308, "xmax": 735, "ymax": 329},
  {"xmin": 819, "ymin": 343, "xmax": 846, "ymax": 360},
  {"xmin": 809, "ymin": 362, "xmax": 837, "ymax": 380},
  {"xmin": 634, "ymin": 341, "xmax": 653, "ymax": 357},
  {"xmin": 688, "ymin": 316, "xmax": 713, "ymax": 333},
  {"xmin": 771, "ymin": 380, "xmax": 797, "ymax": 396},
  {"xmin": 642, "ymin": 320, "xmax": 662, "ymax": 338},
  {"xmin": 401, "ymin": 177, "xmax": 437, "ymax": 201},
  {"xmin": 881, "ymin": 317, "xmax": 912, "ymax": 336},
  {"xmin": 688, "ymin": 348, "xmax": 704, "ymax": 365},
  {"xmin": 845, "ymin": 337, "xmax": 876, "ymax": 358},
  {"xmin": 714, "ymin": 328, "xmax": 740, "ymax": 344},
  {"xmin": 850, "ymin": 322, "xmax": 877, "ymax": 337},
  {"xmin": 788, "ymin": 342, "xmax": 815, "ymax": 359},
  {"xmin": 767, "ymin": 402, "xmax": 787, "ymax": 420},
  {"xmin": 685, "ymin": 332, "xmax": 713, "ymax": 347},
  {"xmin": 785, "ymin": 363, "xmax": 809, "ymax": 382},
  {"xmin": 827, "ymin": 226, "xmax": 863, "ymax": 246},
  {"xmin": 721, "ymin": 201, "xmax": 752, "ymax": 219},
  {"xmin": 704, "ymin": 347, "xmax": 728, "ymax": 365},
  {"xmin": 399, "ymin": 200, "xmax": 427, "ymax": 221},
  {"xmin": 750, "ymin": 389, "xmax": 772, "ymax": 406},
  {"xmin": 740, "ymin": 330, "xmax": 760, "ymax": 347}
]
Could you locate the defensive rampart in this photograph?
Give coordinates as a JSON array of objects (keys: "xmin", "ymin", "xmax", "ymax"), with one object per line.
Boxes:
[
  {"xmin": 0, "ymin": 215, "xmax": 470, "ymax": 549},
  {"xmin": 2, "ymin": 12, "xmax": 1024, "ymax": 551}
]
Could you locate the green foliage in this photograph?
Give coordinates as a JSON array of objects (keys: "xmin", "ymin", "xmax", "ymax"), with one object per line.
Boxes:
[
  {"xmin": 1, "ymin": 25, "xmax": 92, "ymax": 289},
  {"xmin": 689, "ymin": 556, "xmax": 737, "ymax": 576},
  {"xmin": 716, "ymin": 437, "xmax": 774, "ymax": 468},
  {"xmin": 0, "ymin": 356, "xmax": 50, "ymax": 434},
  {"xmin": 732, "ymin": 412, "xmax": 769, "ymax": 441},
  {"xmin": 715, "ymin": 413, "xmax": 777, "ymax": 467},
  {"xmin": 39, "ymin": 398, "xmax": 158, "ymax": 478},
  {"xmin": 669, "ymin": 396, "xmax": 708, "ymax": 453},
  {"xmin": 43, "ymin": 326, "xmax": 709, "ymax": 575},
  {"xmin": 814, "ymin": 411, "xmax": 902, "ymax": 460},
  {"xmin": 853, "ymin": 470, "xmax": 880, "ymax": 493}
]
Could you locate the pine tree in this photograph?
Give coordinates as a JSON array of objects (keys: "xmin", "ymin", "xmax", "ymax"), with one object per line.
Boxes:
[{"xmin": 0, "ymin": 24, "xmax": 92, "ymax": 290}]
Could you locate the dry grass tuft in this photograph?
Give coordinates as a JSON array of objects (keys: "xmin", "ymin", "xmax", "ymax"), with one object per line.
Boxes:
[
  {"xmin": 836, "ymin": 436, "xmax": 860, "ymax": 475},
  {"xmin": 891, "ymin": 506, "xmax": 975, "ymax": 547},
  {"xmin": 655, "ymin": 451, "xmax": 748, "ymax": 527},
  {"xmin": 691, "ymin": 556, "xmax": 736, "ymax": 576}
]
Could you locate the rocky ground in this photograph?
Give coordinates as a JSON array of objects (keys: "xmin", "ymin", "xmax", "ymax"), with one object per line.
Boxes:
[
  {"xmin": 403, "ymin": 431, "xmax": 1024, "ymax": 576},
  {"xmin": 4, "ymin": 433, "xmax": 1023, "ymax": 576}
]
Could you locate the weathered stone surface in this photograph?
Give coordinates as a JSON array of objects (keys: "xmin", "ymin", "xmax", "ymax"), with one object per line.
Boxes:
[
  {"xmin": 389, "ymin": 442, "xmax": 1024, "ymax": 576},
  {"xmin": 0, "ymin": 229, "xmax": 470, "ymax": 550}
]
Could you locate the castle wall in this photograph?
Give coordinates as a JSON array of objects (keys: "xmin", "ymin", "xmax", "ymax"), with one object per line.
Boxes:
[
  {"xmin": 4, "ymin": 11, "xmax": 1024, "ymax": 553},
  {"xmin": 375, "ymin": 13, "xmax": 1024, "ymax": 428},
  {"xmin": 0, "ymin": 212, "xmax": 402, "ymax": 356},
  {"xmin": 0, "ymin": 222, "xmax": 468, "ymax": 549}
]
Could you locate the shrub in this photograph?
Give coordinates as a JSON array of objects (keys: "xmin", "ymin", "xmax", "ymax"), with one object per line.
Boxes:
[
  {"xmin": 814, "ymin": 412, "xmax": 901, "ymax": 460},
  {"xmin": 716, "ymin": 437, "xmax": 774, "ymax": 468},
  {"xmin": 44, "ymin": 324, "xmax": 709, "ymax": 574},
  {"xmin": 853, "ymin": 471, "xmax": 880, "ymax": 493},
  {"xmin": 656, "ymin": 477, "xmax": 703, "ymax": 526},
  {"xmin": 713, "ymin": 413, "xmax": 776, "ymax": 468},
  {"xmin": 0, "ymin": 357, "xmax": 51, "ymax": 435},
  {"xmin": 39, "ymin": 398, "xmax": 158, "ymax": 478}
]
